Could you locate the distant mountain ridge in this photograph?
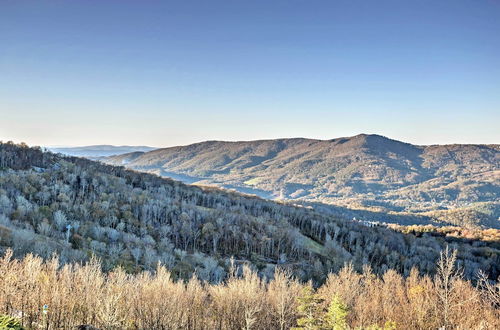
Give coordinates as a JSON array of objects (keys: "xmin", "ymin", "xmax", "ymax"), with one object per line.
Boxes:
[
  {"xmin": 48, "ymin": 145, "xmax": 156, "ymax": 158},
  {"xmin": 104, "ymin": 134, "xmax": 500, "ymax": 228}
]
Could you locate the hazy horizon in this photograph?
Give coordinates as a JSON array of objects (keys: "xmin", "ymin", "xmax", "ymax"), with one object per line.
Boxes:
[
  {"xmin": 3, "ymin": 129, "xmax": 500, "ymax": 150},
  {"xmin": 9, "ymin": 132, "xmax": 500, "ymax": 149},
  {"xmin": 1, "ymin": 1, "xmax": 499, "ymax": 146}
]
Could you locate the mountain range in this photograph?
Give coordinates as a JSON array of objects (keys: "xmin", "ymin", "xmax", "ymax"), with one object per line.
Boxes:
[
  {"xmin": 104, "ymin": 134, "xmax": 500, "ymax": 228},
  {"xmin": 1, "ymin": 141, "xmax": 499, "ymax": 284},
  {"xmin": 48, "ymin": 145, "xmax": 156, "ymax": 158}
]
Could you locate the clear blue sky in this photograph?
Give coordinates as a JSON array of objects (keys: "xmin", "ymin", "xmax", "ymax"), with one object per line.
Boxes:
[{"xmin": 1, "ymin": 0, "xmax": 499, "ymax": 147}]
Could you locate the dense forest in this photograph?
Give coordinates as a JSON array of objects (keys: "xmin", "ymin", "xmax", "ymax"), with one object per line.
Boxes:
[
  {"xmin": 1, "ymin": 141, "xmax": 499, "ymax": 284},
  {"xmin": 0, "ymin": 142, "xmax": 499, "ymax": 328}
]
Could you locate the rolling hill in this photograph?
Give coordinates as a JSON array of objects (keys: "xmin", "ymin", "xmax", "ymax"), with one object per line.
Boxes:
[{"xmin": 104, "ymin": 134, "xmax": 500, "ymax": 227}]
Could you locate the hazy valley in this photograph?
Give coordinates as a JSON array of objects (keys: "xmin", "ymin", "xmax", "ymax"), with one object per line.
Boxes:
[{"xmin": 48, "ymin": 145, "xmax": 157, "ymax": 158}]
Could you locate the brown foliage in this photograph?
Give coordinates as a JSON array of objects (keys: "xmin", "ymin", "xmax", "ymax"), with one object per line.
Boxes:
[{"xmin": 0, "ymin": 249, "xmax": 499, "ymax": 329}]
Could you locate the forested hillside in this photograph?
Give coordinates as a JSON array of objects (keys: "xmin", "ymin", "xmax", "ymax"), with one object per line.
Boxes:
[
  {"xmin": 1, "ymin": 141, "xmax": 499, "ymax": 284},
  {"xmin": 104, "ymin": 134, "xmax": 499, "ymax": 228}
]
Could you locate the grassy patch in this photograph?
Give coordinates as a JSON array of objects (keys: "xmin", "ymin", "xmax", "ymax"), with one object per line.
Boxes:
[
  {"xmin": 302, "ymin": 236, "xmax": 327, "ymax": 257},
  {"xmin": 244, "ymin": 177, "xmax": 263, "ymax": 185}
]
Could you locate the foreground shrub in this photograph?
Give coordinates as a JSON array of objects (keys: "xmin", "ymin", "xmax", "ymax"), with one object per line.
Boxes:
[
  {"xmin": 0, "ymin": 249, "xmax": 498, "ymax": 329},
  {"xmin": 0, "ymin": 315, "xmax": 23, "ymax": 330}
]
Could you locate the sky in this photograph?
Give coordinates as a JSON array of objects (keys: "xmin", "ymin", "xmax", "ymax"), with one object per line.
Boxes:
[{"xmin": 1, "ymin": 0, "xmax": 499, "ymax": 147}]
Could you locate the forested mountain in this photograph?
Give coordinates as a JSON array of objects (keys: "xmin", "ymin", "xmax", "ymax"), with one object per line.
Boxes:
[
  {"xmin": 105, "ymin": 134, "xmax": 500, "ymax": 228},
  {"xmin": 48, "ymin": 145, "xmax": 156, "ymax": 158},
  {"xmin": 1, "ymin": 141, "xmax": 499, "ymax": 284}
]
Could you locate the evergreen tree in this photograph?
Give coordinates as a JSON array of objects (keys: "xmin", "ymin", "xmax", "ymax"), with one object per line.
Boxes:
[
  {"xmin": 324, "ymin": 295, "xmax": 348, "ymax": 330},
  {"xmin": 293, "ymin": 286, "xmax": 324, "ymax": 330}
]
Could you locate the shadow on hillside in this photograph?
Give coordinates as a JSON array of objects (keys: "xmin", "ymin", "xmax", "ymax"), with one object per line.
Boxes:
[{"xmin": 303, "ymin": 201, "xmax": 437, "ymax": 226}]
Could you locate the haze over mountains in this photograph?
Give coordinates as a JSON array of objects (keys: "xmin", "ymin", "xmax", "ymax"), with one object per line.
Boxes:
[
  {"xmin": 104, "ymin": 134, "xmax": 500, "ymax": 228},
  {"xmin": 48, "ymin": 145, "xmax": 156, "ymax": 158}
]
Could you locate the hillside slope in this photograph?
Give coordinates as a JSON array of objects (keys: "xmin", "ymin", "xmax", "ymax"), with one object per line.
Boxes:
[
  {"xmin": 105, "ymin": 134, "xmax": 500, "ymax": 226},
  {"xmin": 1, "ymin": 142, "xmax": 499, "ymax": 282}
]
